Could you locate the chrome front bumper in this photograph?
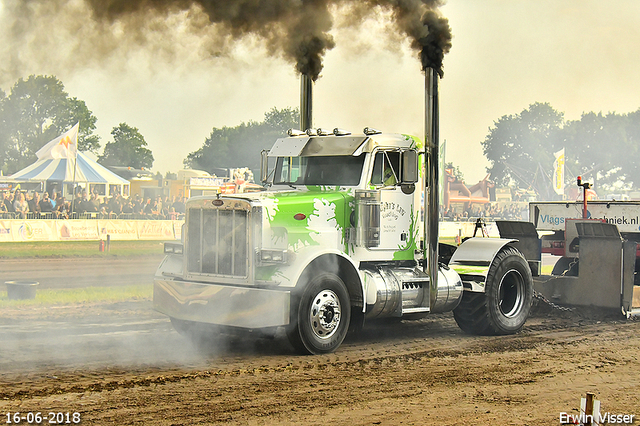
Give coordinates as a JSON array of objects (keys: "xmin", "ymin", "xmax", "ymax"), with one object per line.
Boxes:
[{"xmin": 153, "ymin": 278, "xmax": 291, "ymax": 329}]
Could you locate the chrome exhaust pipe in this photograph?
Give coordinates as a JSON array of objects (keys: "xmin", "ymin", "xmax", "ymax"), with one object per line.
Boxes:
[
  {"xmin": 424, "ymin": 67, "xmax": 440, "ymax": 308},
  {"xmin": 300, "ymin": 74, "xmax": 313, "ymax": 131}
]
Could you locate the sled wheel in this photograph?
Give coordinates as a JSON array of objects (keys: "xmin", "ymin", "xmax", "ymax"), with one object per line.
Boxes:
[{"xmin": 453, "ymin": 246, "xmax": 533, "ymax": 335}]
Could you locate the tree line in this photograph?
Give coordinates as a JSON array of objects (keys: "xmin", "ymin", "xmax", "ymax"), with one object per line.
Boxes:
[
  {"xmin": 0, "ymin": 75, "xmax": 154, "ymax": 175},
  {"xmin": 0, "ymin": 75, "xmax": 298, "ymax": 179},
  {"xmin": 3, "ymin": 75, "xmax": 639, "ymax": 196},
  {"xmin": 482, "ymin": 102, "xmax": 640, "ymax": 198}
]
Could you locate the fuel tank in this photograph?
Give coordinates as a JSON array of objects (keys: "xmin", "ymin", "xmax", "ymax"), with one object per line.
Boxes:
[{"xmin": 362, "ymin": 263, "xmax": 463, "ymax": 318}]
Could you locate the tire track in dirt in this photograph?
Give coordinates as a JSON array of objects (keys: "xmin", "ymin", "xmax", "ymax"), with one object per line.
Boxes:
[{"xmin": 1, "ymin": 299, "xmax": 638, "ymax": 426}]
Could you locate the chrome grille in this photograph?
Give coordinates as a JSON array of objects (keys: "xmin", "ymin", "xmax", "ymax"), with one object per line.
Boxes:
[{"xmin": 187, "ymin": 205, "xmax": 249, "ymax": 278}]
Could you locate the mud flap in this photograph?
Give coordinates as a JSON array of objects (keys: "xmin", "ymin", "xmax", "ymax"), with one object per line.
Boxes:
[{"xmin": 495, "ymin": 220, "xmax": 541, "ymax": 276}]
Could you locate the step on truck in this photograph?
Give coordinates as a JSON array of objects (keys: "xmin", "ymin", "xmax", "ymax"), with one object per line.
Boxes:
[{"xmin": 153, "ymin": 126, "xmax": 538, "ymax": 354}]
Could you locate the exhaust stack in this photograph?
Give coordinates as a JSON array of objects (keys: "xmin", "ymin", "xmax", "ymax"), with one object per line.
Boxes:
[
  {"xmin": 424, "ymin": 67, "xmax": 440, "ymax": 307},
  {"xmin": 300, "ymin": 74, "xmax": 313, "ymax": 131}
]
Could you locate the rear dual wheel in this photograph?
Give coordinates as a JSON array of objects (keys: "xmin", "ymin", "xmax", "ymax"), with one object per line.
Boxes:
[{"xmin": 453, "ymin": 246, "xmax": 533, "ymax": 335}]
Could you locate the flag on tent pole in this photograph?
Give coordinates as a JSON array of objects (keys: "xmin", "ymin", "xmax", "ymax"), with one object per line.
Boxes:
[
  {"xmin": 35, "ymin": 123, "xmax": 79, "ymax": 160},
  {"xmin": 553, "ymin": 148, "xmax": 565, "ymax": 196}
]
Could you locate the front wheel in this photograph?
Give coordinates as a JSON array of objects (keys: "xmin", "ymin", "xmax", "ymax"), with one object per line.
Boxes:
[
  {"xmin": 287, "ymin": 273, "xmax": 351, "ymax": 355},
  {"xmin": 453, "ymin": 246, "xmax": 533, "ymax": 335}
]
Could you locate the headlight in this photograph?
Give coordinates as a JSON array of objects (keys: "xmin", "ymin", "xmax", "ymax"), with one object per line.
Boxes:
[
  {"xmin": 164, "ymin": 242, "xmax": 184, "ymax": 255},
  {"xmin": 259, "ymin": 249, "xmax": 287, "ymax": 263}
]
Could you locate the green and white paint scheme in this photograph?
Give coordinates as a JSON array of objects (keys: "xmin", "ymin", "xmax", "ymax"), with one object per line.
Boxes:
[{"xmin": 259, "ymin": 133, "xmax": 424, "ymax": 282}]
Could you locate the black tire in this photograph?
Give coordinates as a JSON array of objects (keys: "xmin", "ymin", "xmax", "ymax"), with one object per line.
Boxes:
[
  {"xmin": 287, "ymin": 272, "xmax": 351, "ymax": 355},
  {"xmin": 551, "ymin": 256, "xmax": 579, "ymax": 276},
  {"xmin": 453, "ymin": 246, "xmax": 533, "ymax": 335}
]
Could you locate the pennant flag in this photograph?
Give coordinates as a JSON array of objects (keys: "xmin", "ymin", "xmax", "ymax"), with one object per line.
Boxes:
[
  {"xmin": 36, "ymin": 123, "xmax": 79, "ymax": 160},
  {"xmin": 553, "ymin": 148, "xmax": 565, "ymax": 195}
]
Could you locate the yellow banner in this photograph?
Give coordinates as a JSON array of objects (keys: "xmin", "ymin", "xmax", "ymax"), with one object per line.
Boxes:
[
  {"xmin": 98, "ymin": 220, "xmax": 138, "ymax": 240},
  {"xmin": 0, "ymin": 220, "xmax": 13, "ymax": 242},
  {"xmin": 137, "ymin": 220, "xmax": 175, "ymax": 240},
  {"xmin": 57, "ymin": 220, "xmax": 100, "ymax": 240},
  {"xmin": 11, "ymin": 220, "xmax": 58, "ymax": 241},
  {"xmin": 553, "ymin": 148, "xmax": 565, "ymax": 195}
]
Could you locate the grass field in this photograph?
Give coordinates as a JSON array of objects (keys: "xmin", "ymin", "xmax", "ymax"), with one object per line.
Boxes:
[
  {"xmin": 0, "ymin": 240, "xmax": 164, "ymax": 258},
  {"xmin": 0, "ymin": 239, "xmax": 555, "ymax": 308},
  {"xmin": 0, "ymin": 283, "xmax": 153, "ymax": 309}
]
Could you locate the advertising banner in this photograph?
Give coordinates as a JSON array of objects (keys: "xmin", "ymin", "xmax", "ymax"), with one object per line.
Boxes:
[
  {"xmin": 11, "ymin": 220, "xmax": 58, "ymax": 242},
  {"xmin": 0, "ymin": 219, "xmax": 183, "ymax": 242},
  {"xmin": 553, "ymin": 148, "xmax": 565, "ymax": 195},
  {"xmin": 0, "ymin": 220, "xmax": 12, "ymax": 242},
  {"xmin": 98, "ymin": 220, "xmax": 138, "ymax": 240},
  {"xmin": 137, "ymin": 220, "xmax": 175, "ymax": 240},
  {"xmin": 57, "ymin": 220, "xmax": 100, "ymax": 240},
  {"xmin": 530, "ymin": 201, "xmax": 640, "ymax": 233}
]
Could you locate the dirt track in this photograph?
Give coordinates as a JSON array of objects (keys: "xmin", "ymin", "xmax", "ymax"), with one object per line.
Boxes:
[
  {"xmin": 0, "ymin": 256, "xmax": 163, "ymax": 289},
  {"xmin": 1, "ymin": 297, "xmax": 638, "ymax": 426}
]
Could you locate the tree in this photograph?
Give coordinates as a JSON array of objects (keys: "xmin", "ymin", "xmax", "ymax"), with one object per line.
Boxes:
[
  {"xmin": 482, "ymin": 102, "xmax": 565, "ymax": 198},
  {"xmin": 98, "ymin": 123, "xmax": 154, "ymax": 169},
  {"xmin": 0, "ymin": 75, "xmax": 100, "ymax": 174},
  {"xmin": 444, "ymin": 161, "xmax": 464, "ymax": 182},
  {"xmin": 184, "ymin": 107, "xmax": 299, "ymax": 174},
  {"xmin": 564, "ymin": 110, "xmax": 640, "ymax": 191},
  {"xmin": 482, "ymin": 103, "xmax": 640, "ymax": 197}
]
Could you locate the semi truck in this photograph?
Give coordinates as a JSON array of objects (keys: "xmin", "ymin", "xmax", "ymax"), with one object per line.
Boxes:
[{"xmin": 153, "ymin": 117, "xmax": 542, "ymax": 354}]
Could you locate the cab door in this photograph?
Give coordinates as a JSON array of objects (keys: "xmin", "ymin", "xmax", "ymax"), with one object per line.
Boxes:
[{"xmin": 370, "ymin": 150, "xmax": 415, "ymax": 254}]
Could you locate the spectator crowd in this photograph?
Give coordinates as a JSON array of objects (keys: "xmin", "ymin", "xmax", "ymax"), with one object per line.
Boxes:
[
  {"xmin": 2, "ymin": 187, "xmax": 530, "ymax": 223},
  {"xmin": 1, "ymin": 189, "xmax": 186, "ymax": 220},
  {"xmin": 442, "ymin": 202, "xmax": 529, "ymax": 222}
]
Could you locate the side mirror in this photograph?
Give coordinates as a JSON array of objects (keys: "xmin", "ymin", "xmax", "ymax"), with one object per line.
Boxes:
[
  {"xmin": 260, "ymin": 150, "xmax": 269, "ymax": 184},
  {"xmin": 401, "ymin": 150, "xmax": 418, "ymax": 183}
]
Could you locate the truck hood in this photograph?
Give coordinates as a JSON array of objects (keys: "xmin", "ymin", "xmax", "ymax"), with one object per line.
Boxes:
[{"xmin": 187, "ymin": 188, "xmax": 355, "ymax": 252}]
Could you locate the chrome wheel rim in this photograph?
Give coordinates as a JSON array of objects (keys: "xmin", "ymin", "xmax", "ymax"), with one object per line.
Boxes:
[
  {"xmin": 309, "ymin": 289, "xmax": 342, "ymax": 339},
  {"xmin": 498, "ymin": 269, "xmax": 525, "ymax": 318}
]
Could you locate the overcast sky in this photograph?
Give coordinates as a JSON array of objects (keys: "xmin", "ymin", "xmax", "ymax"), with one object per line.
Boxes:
[{"xmin": 2, "ymin": 0, "xmax": 639, "ymax": 183}]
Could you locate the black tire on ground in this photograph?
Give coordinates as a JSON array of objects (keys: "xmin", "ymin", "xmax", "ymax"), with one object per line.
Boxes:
[
  {"xmin": 453, "ymin": 246, "xmax": 533, "ymax": 335},
  {"xmin": 287, "ymin": 272, "xmax": 351, "ymax": 355}
]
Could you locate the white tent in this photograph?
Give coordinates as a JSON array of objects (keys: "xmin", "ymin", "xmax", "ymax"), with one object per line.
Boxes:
[
  {"xmin": 7, "ymin": 152, "xmax": 130, "ymax": 198},
  {"xmin": 6, "ymin": 125, "xmax": 130, "ymax": 198}
]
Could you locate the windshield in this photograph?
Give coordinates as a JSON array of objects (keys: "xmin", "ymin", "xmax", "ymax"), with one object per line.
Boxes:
[{"xmin": 274, "ymin": 154, "xmax": 365, "ymax": 186}]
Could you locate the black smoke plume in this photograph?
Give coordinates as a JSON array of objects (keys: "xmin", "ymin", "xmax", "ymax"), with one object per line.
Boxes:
[{"xmin": 2, "ymin": 0, "xmax": 452, "ymax": 81}]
